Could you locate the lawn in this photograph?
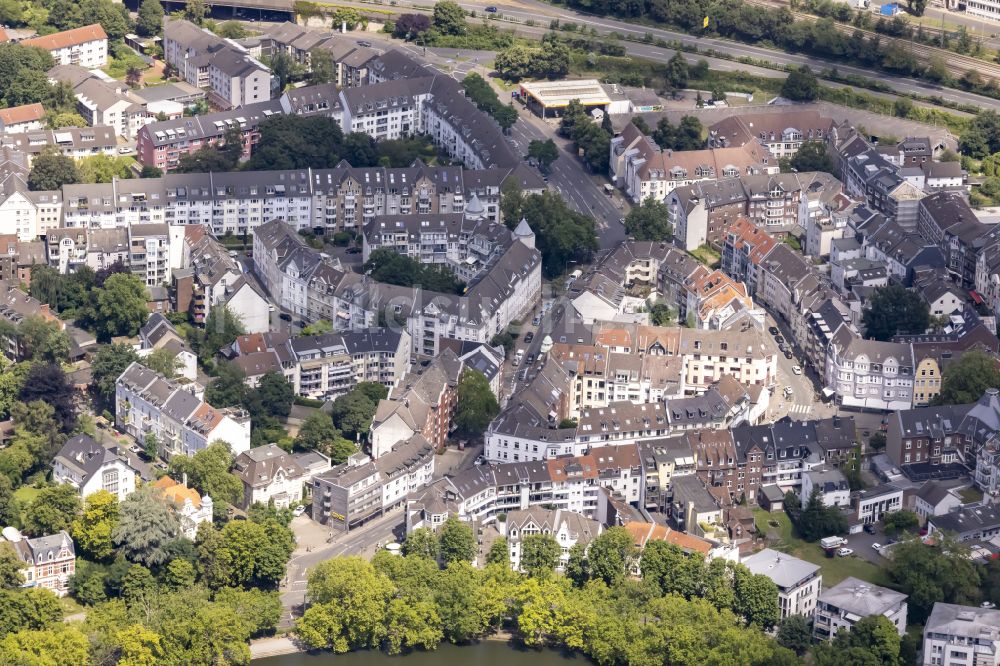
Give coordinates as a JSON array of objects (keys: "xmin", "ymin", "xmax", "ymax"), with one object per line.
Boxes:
[
  {"xmin": 959, "ymin": 486, "xmax": 983, "ymax": 504},
  {"xmin": 689, "ymin": 244, "xmax": 721, "ymax": 268},
  {"xmin": 753, "ymin": 509, "xmax": 892, "ymax": 588},
  {"xmin": 12, "ymin": 485, "xmax": 40, "ymax": 505}
]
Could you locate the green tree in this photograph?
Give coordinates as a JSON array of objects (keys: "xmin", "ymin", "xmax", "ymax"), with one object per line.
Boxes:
[
  {"xmin": 861, "ymin": 283, "xmax": 930, "ymax": 341},
  {"xmin": 814, "ymin": 614, "xmax": 901, "ymax": 665},
  {"xmin": 71, "ymin": 490, "xmax": 119, "ymax": 561},
  {"xmin": 452, "ymin": 369, "xmax": 499, "ymax": 439},
  {"xmin": 486, "ymin": 536, "xmax": 508, "ymax": 566},
  {"xmin": 245, "ymin": 115, "xmax": 344, "ymax": 171},
  {"xmin": 0, "ymin": 543, "xmax": 23, "ymax": 589},
  {"xmin": 308, "ymin": 48, "xmax": 336, "ymax": 86},
  {"xmin": 664, "ymin": 50, "xmax": 689, "ymax": 89},
  {"xmin": 433, "ymin": 1, "xmax": 467, "ymax": 35},
  {"xmin": 402, "ymin": 527, "xmax": 440, "ymax": 560},
  {"xmin": 167, "ymin": 442, "xmax": 242, "ymax": 507},
  {"xmin": 883, "ymin": 509, "xmax": 919, "ymax": 537},
  {"xmin": 625, "ymin": 197, "xmax": 672, "ymax": 241},
  {"xmin": 519, "ymin": 533, "xmax": 560, "ymax": 578},
  {"xmin": 164, "ymin": 558, "xmax": 196, "ymax": 590},
  {"xmin": 94, "ymin": 274, "xmax": 149, "ymax": 340},
  {"xmin": 91, "ymin": 344, "xmax": 140, "ymax": 406},
  {"xmin": 0, "ymin": 625, "xmax": 89, "ymax": 664},
  {"xmin": 248, "ymin": 371, "xmax": 294, "ymax": 419},
  {"xmin": 937, "ymin": 349, "xmax": 1000, "ymax": 405},
  {"xmin": 183, "ymin": 0, "xmax": 207, "ymax": 24},
  {"xmin": 517, "ymin": 190, "xmax": 598, "ymax": 278},
  {"xmin": 297, "ymin": 557, "xmax": 394, "ymax": 651},
  {"xmin": 48, "ymin": 112, "xmax": 88, "ymax": 129},
  {"xmin": 112, "ymin": 486, "xmax": 180, "ymax": 567},
  {"xmin": 16, "ymin": 315, "xmax": 69, "ymax": 363},
  {"xmin": 22, "ymin": 484, "xmax": 80, "ymax": 536},
  {"xmin": 777, "ymin": 613, "xmax": 814, "ymax": 655},
  {"xmin": 587, "ymin": 526, "xmax": 637, "ymax": 586},
  {"xmin": 733, "ymin": 564, "xmax": 780, "ymax": 629},
  {"xmin": 438, "ymin": 517, "xmax": 475, "ymax": 565},
  {"xmin": 887, "ymin": 536, "xmax": 982, "ymax": 622},
  {"xmin": 19, "ymin": 364, "xmax": 76, "ymax": 434},
  {"xmin": 0, "ymin": 587, "xmax": 62, "ymax": 637},
  {"xmin": 78, "ymin": 154, "xmax": 135, "ymax": 184},
  {"xmin": 789, "ymin": 141, "xmax": 834, "ymax": 173},
  {"xmin": 143, "ymin": 348, "xmax": 180, "ymax": 379},
  {"xmin": 781, "ymin": 65, "xmax": 819, "ymax": 101},
  {"xmin": 27, "ymin": 147, "xmax": 78, "ymax": 191},
  {"xmin": 330, "ymin": 386, "xmax": 384, "ymax": 440},
  {"xmin": 527, "ymin": 139, "xmax": 559, "ymax": 174},
  {"xmin": 908, "ymin": 0, "xmax": 928, "ymax": 16},
  {"xmin": 384, "ymin": 597, "xmax": 443, "ymax": 655},
  {"xmin": 204, "ymin": 361, "xmax": 248, "ymax": 409},
  {"xmin": 202, "ymin": 519, "xmax": 294, "ymax": 588},
  {"xmin": 869, "ymin": 431, "xmax": 887, "ymax": 451},
  {"xmin": 136, "ymin": 0, "xmax": 164, "ymax": 36}
]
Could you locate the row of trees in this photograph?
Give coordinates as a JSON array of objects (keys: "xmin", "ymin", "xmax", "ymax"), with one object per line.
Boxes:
[
  {"xmin": 558, "ymin": 99, "xmax": 612, "ymax": 174},
  {"xmin": 298, "ymin": 526, "xmax": 793, "ymax": 662},
  {"xmin": 461, "ymin": 73, "xmax": 518, "ymax": 132},
  {"xmin": 501, "ymin": 185, "xmax": 598, "ymax": 278}
]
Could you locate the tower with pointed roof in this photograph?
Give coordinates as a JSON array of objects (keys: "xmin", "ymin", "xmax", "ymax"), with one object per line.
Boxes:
[{"xmin": 513, "ymin": 217, "xmax": 535, "ymax": 249}]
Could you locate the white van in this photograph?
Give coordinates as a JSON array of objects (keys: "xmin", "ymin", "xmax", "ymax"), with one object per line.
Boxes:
[{"xmin": 513, "ymin": 349, "xmax": 524, "ymax": 366}]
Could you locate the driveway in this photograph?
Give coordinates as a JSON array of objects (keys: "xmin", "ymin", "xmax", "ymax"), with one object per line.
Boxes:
[{"xmin": 842, "ymin": 524, "xmax": 888, "ymax": 565}]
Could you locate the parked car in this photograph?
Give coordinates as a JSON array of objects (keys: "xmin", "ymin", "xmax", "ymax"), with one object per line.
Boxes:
[
  {"xmin": 279, "ymin": 312, "xmax": 292, "ymax": 322},
  {"xmin": 872, "ymin": 542, "xmax": 883, "ymax": 551},
  {"xmin": 485, "ymin": 5, "xmax": 498, "ymax": 11},
  {"xmin": 474, "ymin": 455, "xmax": 485, "ymax": 466},
  {"xmin": 532, "ymin": 315, "xmax": 541, "ymax": 326},
  {"xmin": 527, "ymin": 353, "xmax": 536, "ymax": 364},
  {"xmin": 357, "ymin": 40, "xmax": 372, "ymax": 47},
  {"xmin": 783, "ymin": 386, "xmax": 794, "ymax": 398},
  {"xmin": 775, "ymin": 335, "xmax": 785, "ymax": 345},
  {"xmin": 778, "ymin": 343, "xmax": 787, "ymax": 353},
  {"xmin": 784, "ymin": 350, "xmax": 793, "ymax": 359},
  {"xmin": 837, "ymin": 547, "xmax": 854, "ymax": 557},
  {"xmin": 346, "ymin": 247, "xmax": 362, "ymax": 254},
  {"xmin": 864, "ymin": 523, "xmax": 877, "ymax": 535},
  {"xmin": 524, "ymin": 332, "xmax": 534, "ymax": 343},
  {"xmin": 792, "ymin": 365, "xmax": 802, "ymax": 375},
  {"xmin": 768, "ymin": 326, "xmax": 779, "ymax": 336},
  {"xmin": 292, "ymin": 505, "xmax": 306, "ymax": 517},
  {"xmin": 118, "ymin": 146, "xmax": 131, "ymax": 154}
]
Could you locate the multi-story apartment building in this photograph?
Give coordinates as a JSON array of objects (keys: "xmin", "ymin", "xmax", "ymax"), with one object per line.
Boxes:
[
  {"xmin": 129, "ymin": 223, "xmax": 171, "ymax": 287},
  {"xmin": 283, "ymin": 329, "xmax": 411, "ymax": 400},
  {"xmin": 1, "ymin": 126, "xmax": 118, "ymax": 162},
  {"xmin": 742, "ymin": 548, "xmax": 822, "ymax": 619},
  {"xmin": 70, "ymin": 75, "xmax": 151, "ymax": 140},
  {"xmin": 609, "ymin": 121, "xmax": 777, "ymax": 204},
  {"xmin": 814, "ymin": 578, "xmax": 908, "ymax": 641},
  {"xmin": 502, "ymin": 507, "xmax": 603, "ymax": 572},
  {"xmin": 4, "ymin": 530, "xmax": 75, "ymax": 597},
  {"xmin": 923, "ymin": 603, "xmax": 1000, "ymax": 666},
  {"xmin": 163, "ymin": 19, "xmax": 271, "ymax": 109},
  {"xmin": 22, "ymin": 24, "xmax": 108, "ymax": 68},
  {"xmin": 0, "ymin": 104, "xmax": 45, "ymax": 134},
  {"xmin": 826, "ymin": 327, "xmax": 914, "ymax": 411},
  {"xmin": 0, "ymin": 284, "xmax": 65, "ymax": 361},
  {"xmin": 708, "ymin": 110, "xmax": 835, "ymax": 159},
  {"xmin": 115, "ymin": 362, "xmax": 251, "ymax": 457},
  {"xmin": 918, "ymin": 191, "xmax": 996, "ymax": 288},
  {"xmin": 241, "ymin": 23, "xmax": 378, "ymax": 88},
  {"xmin": 312, "ymin": 435, "xmax": 435, "ymax": 532},
  {"xmin": 0, "ymin": 151, "xmax": 62, "ymax": 241}
]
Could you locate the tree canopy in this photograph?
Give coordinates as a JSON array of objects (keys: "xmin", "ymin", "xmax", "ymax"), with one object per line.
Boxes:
[
  {"xmin": 625, "ymin": 197, "xmax": 672, "ymax": 241},
  {"xmin": 516, "ymin": 190, "xmax": 598, "ymax": 278},
  {"xmin": 861, "ymin": 283, "xmax": 929, "ymax": 341},
  {"xmin": 452, "ymin": 369, "xmax": 499, "ymax": 439},
  {"xmin": 937, "ymin": 349, "xmax": 1000, "ymax": 405},
  {"xmin": 781, "ymin": 66, "xmax": 819, "ymax": 101},
  {"xmin": 362, "ymin": 248, "xmax": 465, "ymax": 294}
]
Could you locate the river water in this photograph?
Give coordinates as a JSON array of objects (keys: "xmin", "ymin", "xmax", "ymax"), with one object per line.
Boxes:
[{"xmin": 257, "ymin": 642, "xmax": 588, "ymax": 665}]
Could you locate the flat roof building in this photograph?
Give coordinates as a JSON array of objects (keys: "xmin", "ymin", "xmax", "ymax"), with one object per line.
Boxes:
[{"xmin": 741, "ymin": 548, "xmax": 823, "ymax": 619}]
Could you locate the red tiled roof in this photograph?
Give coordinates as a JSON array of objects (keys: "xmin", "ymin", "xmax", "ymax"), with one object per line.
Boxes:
[
  {"xmin": 22, "ymin": 24, "xmax": 107, "ymax": 51},
  {"xmin": 0, "ymin": 103, "xmax": 45, "ymax": 126}
]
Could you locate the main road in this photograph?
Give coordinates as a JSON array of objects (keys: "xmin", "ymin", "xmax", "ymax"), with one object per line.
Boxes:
[{"xmin": 337, "ymin": 0, "xmax": 1000, "ymax": 110}]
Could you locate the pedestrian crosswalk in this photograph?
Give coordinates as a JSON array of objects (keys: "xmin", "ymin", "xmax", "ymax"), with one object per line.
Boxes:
[{"xmin": 789, "ymin": 404, "xmax": 813, "ymax": 415}]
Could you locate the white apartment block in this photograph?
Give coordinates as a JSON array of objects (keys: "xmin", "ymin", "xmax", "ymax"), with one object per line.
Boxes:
[
  {"xmin": 741, "ymin": 548, "xmax": 823, "ymax": 619},
  {"xmin": 923, "ymin": 603, "xmax": 1000, "ymax": 666},
  {"xmin": 22, "ymin": 24, "xmax": 108, "ymax": 68},
  {"xmin": 814, "ymin": 577, "xmax": 908, "ymax": 641},
  {"xmin": 115, "ymin": 362, "xmax": 251, "ymax": 458},
  {"xmin": 826, "ymin": 328, "xmax": 914, "ymax": 411}
]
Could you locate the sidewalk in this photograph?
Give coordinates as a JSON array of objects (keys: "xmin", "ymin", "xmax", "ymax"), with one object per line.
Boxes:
[{"xmin": 250, "ymin": 636, "xmax": 304, "ymax": 660}]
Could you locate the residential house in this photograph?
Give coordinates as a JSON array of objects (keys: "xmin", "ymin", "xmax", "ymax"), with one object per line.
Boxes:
[
  {"xmin": 152, "ymin": 475, "xmax": 213, "ymax": 539},
  {"xmin": 502, "ymin": 507, "xmax": 602, "ymax": 572},
  {"xmin": 913, "ymin": 481, "xmax": 963, "ymax": 521},
  {"xmin": 922, "ymin": 603, "xmax": 1000, "ymax": 666},
  {"xmin": 52, "ymin": 434, "xmax": 137, "ymax": 501},
  {"xmin": 741, "ymin": 548, "xmax": 822, "ymax": 619},
  {"xmin": 814, "ymin": 577, "xmax": 908, "ymax": 640},
  {"xmin": 928, "ymin": 503, "xmax": 1000, "ymax": 542},
  {"xmin": 137, "ymin": 313, "xmax": 197, "ymax": 382},
  {"xmin": 2, "ymin": 529, "xmax": 75, "ymax": 596},
  {"xmin": 854, "ymin": 483, "xmax": 905, "ymax": 527},
  {"xmin": 232, "ymin": 443, "xmax": 330, "ymax": 510},
  {"xmin": 801, "ymin": 465, "xmax": 850, "ymax": 508},
  {"xmin": 708, "ymin": 110, "xmax": 834, "ymax": 158},
  {"xmin": 0, "ymin": 104, "xmax": 45, "ymax": 134}
]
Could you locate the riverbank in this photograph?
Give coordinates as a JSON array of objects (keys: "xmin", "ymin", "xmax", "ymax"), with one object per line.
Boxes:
[{"xmin": 251, "ymin": 631, "xmax": 518, "ymax": 661}]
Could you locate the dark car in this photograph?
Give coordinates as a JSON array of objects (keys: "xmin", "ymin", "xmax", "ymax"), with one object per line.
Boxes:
[
  {"xmin": 346, "ymin": 247, "xmax": 362, "ymax": 254},
  {"xmin": 784, "ymin": 350, "xmax": 793, "ymax": 359},
  {"xmin": 524, "ymin": 332, "xmax": 534, "ymax": 343},
  {"xmin": 279, "ymin": 312, "xmax": 292, "ymax": 322},
  {"xmin": 485, "ymin": 5, "xmax": 498, "ymax": 10},
  {"xmin": 768, "ymin": 326, "xmax": 779, "ymax": 336},
  {"xmin": 775, "ymin": 335, "xmax": 785, "ymax": 345},
  {"xmin": 864, "ymin": 523, "xmax": 877, "ymax": 535},
  {"xmin": 357, "ymin": 40, "xmax": 372, "ymax": 47}
]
